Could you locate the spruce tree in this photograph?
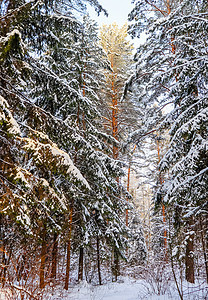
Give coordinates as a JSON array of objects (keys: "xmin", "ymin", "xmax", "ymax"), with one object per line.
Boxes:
[
  {"xmin": 128, "ymin": 0, "xmax": 208, "ymax": 284},
  {"xmin": 0, "ymin": 0, "xmax": 130, "ymax": 289}
]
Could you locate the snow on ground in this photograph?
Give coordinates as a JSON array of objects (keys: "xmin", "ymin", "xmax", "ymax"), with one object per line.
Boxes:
[
  {"xmin": 62, "ymin": 278, "xmax": 151, "ymax": 300},
  {"xmin": 46, "ymin": 278, "xmax": 174, "ymax": 300},
  {"xmin": 1, "ymin": 277, "xmax": 207, "ymax": 299},
  {"xmin": 46, "ymin": 277, "xmax": 207, "ymax": 300}
]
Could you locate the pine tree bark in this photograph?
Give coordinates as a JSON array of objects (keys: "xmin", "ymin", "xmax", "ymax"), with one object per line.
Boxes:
[
  {"xmin": 1, "ymin": 241, "xmax": 6, "ymax": 287},
  {"xmin": 157, "ymin": 138, "xmax": 167, "ymax": 259},
  {"xmin": 78, "ymin": 247, "xmax": 84, "ymax": 282},
  {"xmin": 51, "ymin": 232, "xmax": 58, "ymax": 281},
  {"xmin": 185, "ymin": 217, "xmax": 195, "ymax": 283},
  {"xmin": 40, "ymin": 224, "xmax": 47, "ymax": 289},
  {"xmin": 0, "ymin": 214, "xmax": 6, "ymax": 286},
  {"xmin": 110, "ymin": 55, "xmax": 118, "ymax": 160},
  {"xmin": 126, "ymin": 145, "xmax": 137, "ymax": 227}
]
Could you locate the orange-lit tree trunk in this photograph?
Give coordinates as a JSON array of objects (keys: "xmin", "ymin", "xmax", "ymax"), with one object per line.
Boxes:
[
  {"xmin": 157, "ymin": 138, "xmax": 167, "ymax": 259},
  {"xmin": 99, "ymin": 23, "xmax": 134, "ymax": 280},
  {"xmin": 1, "ymin": 241, "xmax": 6, "ymax": 287},
  {"xmin": 109, "ymin": 53, "xmax": 118, "ymax": 160},
  {"xmin": 51, "ymin": 232, "xmax": 58, "ymax": 281},
  {"xmin": 40, "ymin": 223, "xmax": 47, "ymax": 289},
  {"xmin": 111, "ymin": 67, "xmax": 118, "ymax": 160}
]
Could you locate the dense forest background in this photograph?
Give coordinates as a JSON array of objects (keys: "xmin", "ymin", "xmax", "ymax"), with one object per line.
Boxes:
[{"xmin": 0, "ymin": 0, "xmax": 207, "ymax": 299}]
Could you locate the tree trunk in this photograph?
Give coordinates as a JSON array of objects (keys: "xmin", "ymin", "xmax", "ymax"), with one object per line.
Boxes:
[
  {"xmin": 185, "ymin": 218, "xmax": 195, "ymax": 283},
  {"xmin": 78, "ymin": 247, "xmax": 84, "ymax": 282},
  {"xmin": 40, "ymin": 225, "xmax": 47, "ymax": 289},
  {"xmin": 112, "ymin": 248, "xmax": 119, "ymax": 282},
  {"xmin": 112, "ymin": 75, "xmax": 118, "ymax": 160},
  {"xmin": 64, "ymin": 206, "xmax": 73, "ymax": 290},
  {"xmin": 97, "ymin": 236, "xmax": 102, "ymax": 285},
  {"xmin": 0, "ymin": 214, "xmax": 6, "ymax": 286},
  {"xmin": 1, "ymin": 242, "xmax": 6, "ymax": 287},
  {"xmin": 17, "ymin": 253, "xmax": 26, "ymax": 282},
  {"xmin": 51, "ymin": 232, "xmax": 58, "ymax": 281},
  {"xmin": 126, "ymin": 162, "xmax": 131, "ymax": 227},
  {"xmin": 115, "ymin": 252, "xmax": 119, "ymax": 282},
  {"xmin": 157, "ymin": 138, "xmax": 167, "ymax": 260},
  {"xmin": 200, "ymin": 215, "xmax": 208, "ymax": 284}
]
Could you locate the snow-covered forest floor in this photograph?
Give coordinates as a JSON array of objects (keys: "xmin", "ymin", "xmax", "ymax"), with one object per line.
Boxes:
[
  {"xmin": 47, "ymin": 277, "xmax": 208, "ymax": 300},
  {"xmin": 1, "ymin": 276, "xmax": 207, "ymax": 300}
]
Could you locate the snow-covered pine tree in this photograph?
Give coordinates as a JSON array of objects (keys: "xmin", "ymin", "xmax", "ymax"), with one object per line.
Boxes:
[
  {"xmin": 158, "ymin": 1, "xmax": 208, "ymax": 283},
  {"xmin": 30, "ymin": 11, "xmax": 129, "ymax": 284},
  {"xmin": 0, "ymin": 0, "xmax": 130, "ymax": 288},
  {"xmin": 0, "ymin": 28, "xmax": 90, "ymax": 289},
  {"xmin": 99, "ymin": 23, "xmax": 144, "ymax": 280},
  {"xmin": 99, "ymin": 23, "xmax": 137, "ymax": 150},
  {"xmin": 128, "ymin": 212, "xmax": 147, "ymax": 265},
  {"xmin": 128, "ymin": 0, "xmax": 208, "ymax": 284}
]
